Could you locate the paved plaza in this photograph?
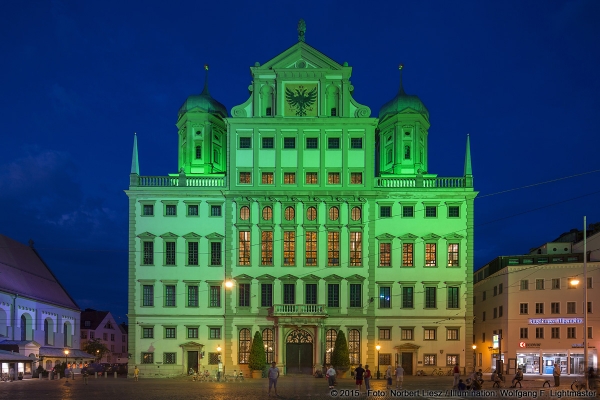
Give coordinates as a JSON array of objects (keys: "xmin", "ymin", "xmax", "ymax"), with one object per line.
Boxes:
[{"xmin": 0, "ymin": 373, "xmax": 597, "ymax": 400}]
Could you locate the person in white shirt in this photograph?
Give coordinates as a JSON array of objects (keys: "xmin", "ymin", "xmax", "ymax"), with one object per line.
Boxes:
[{"xmin": 326, "ymin": 365, "xmax": 336, "ymax": 389}]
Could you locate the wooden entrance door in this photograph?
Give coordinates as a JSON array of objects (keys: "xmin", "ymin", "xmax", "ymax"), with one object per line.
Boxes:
[
  {"xmin": 187, "ymin": 351, "xmax": 198, "ymax": 373},
  {"xmin": 285, "ymin": 329, "xmax": 314, "ymax": 374},
  {"xmin": 401, "ymin": 352, "xmax": 413, "ymax": 375}
]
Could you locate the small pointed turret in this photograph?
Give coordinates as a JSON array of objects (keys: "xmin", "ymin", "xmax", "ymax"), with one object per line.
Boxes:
[
  {"xmin": 464, "ymin": 134, "xmax": 472, "ymax": 176},
  {"xmin": 131, "ymin": 133, "xmax": 139, "ymax": 175}
]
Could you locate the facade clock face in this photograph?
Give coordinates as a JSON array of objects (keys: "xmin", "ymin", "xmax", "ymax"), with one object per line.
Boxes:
[{"xmin": 284, "ymin": 83, "xmax": 318, "ymax": 117}]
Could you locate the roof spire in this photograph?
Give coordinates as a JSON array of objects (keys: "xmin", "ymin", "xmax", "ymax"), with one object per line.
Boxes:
[
  {"xmin": 201, "ymin": 64, "xmax": 210, "ymax": 95},
  {"xmin": 297, "ymin": 19, "xmax": 306, "ymax": 42},
  {"xmin": 464, "ymin": 134, "xmax": 473, "ymax": 177},
  {"xmin": 398, "ymin": 64, "xmax": 406, "ymax": 95},
  {"xmin": 131, "ymin": 132, "xmax": 139, "ymax": 175}
]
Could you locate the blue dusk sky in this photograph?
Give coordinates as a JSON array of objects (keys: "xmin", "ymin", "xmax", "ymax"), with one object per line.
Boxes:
[{"xmin": 1, "ymin": 0, "xmax": 599, "ymax": 322}]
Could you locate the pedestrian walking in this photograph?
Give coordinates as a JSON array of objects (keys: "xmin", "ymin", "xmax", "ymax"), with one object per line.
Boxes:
[
  {"xmin": 9, "ymin": 367, "xmax": 14, "ymax": 382},
  {"xmin": 82, "ymin": 368, "xmax": 88, "ymax": 385},
  {"xmin": 326, "ymin": 364, "xmax": 336, "ymax": 389},
  {"xmin": 395, "ymin": 364, "xmax": 404, "ymax": 388},
  {"xmin": 364, "ymin": 365, "xmax": 372, "ymax": 392},
  {"xmin": 588, "ymin": 367, "xmax": 597, "ymax": 390},
  {"xmin": 385, "ymin": 365, "xmax": 393, "ymax": 389},
  {"xmin": 553, "ymin": 363, "xmax": 560, "ymax": 387},
  {"xmin": 453, "ymin": 363, "xmax": 460, "ymax": 388},
  {"xmin": 354, "ymin": 364, "xmax": 365, "ymax": 391},
  {"xmin": 134, "ymin": 365, "xmax": 139, "ymax": 381},
  {"xmin": 268, "ymin": 361, "xmax": 279, "ymax": 397}
]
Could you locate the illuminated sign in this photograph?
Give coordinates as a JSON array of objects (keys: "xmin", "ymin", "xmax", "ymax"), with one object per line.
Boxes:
[
  {"xmin": 519, "ymin": 342, "xmax": 526, "ymax": 348},
  {"xmin": 493, "ymin": 334, "xmax": 499, "ymax": 349},
  {"xmin": 528, "ymin": 318, "xmax": 583, "ymax": 325}
]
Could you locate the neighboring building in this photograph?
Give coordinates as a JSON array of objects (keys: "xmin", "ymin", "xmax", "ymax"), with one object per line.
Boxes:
[
  {"xmin": 126, "ymin": 22, "xmax": 476, "ymax": 377},
  {"xmin": 473, "ymin": 230, "xmax": 600, "ymax": 375},
  {"xmin": 0, "ymin": 234, "xmax": 94, "ymax": 379},
  {"xmin": 80, "ymin": 309, "xmax": 128, "ymax": 363}
]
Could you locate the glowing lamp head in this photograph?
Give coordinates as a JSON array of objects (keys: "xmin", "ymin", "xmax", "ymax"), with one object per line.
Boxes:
[
  {"xmin": 225, "ymin": 281, "xmax": 233, "ymax": 288},
  {"xmin": 376, "ymin": 345, "xmax": 381, "ymax": 351},
  {"xmin": 64, "ymin": 349, "xmax": 69, "ymax": 356},
  {"xmin": 570, "ymin": 278, "xmax": 580, "ymax": 286},
  {"xmin": 217, "ymin": 346, "xmax": 222, "ymax": 352},
  {"xmin": 472, "ymin": 345, "xmax": 477, "ymax": 350}
]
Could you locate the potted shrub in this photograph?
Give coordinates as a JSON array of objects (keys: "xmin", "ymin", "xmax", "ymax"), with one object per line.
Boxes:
[
  {"xmin": 247, "ymin": 331, "xmax": 267, "ymax": 378},
  {"xmin": 330, "ymin": 330, "xmax": 350, "ymax": 378}
]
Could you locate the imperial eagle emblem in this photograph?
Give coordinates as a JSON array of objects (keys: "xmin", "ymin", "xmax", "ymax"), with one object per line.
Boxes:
[{"xmin": 285, "ymin": 85, "xmax": 317, "ymax": 116}]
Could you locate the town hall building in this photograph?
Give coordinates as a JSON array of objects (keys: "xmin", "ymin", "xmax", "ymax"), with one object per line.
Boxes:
[{"xmin": 126, "ymin": 21, "xmax": 477, "ymax": 377}]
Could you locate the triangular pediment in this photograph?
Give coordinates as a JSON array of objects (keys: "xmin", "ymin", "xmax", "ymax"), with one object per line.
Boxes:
[
  {"xmin": 398, "ymin": 233, "xmax": 418, "ymax": 240},
  {"xmin": 323, "ymin": 274, "xmax": 344, "ymax": 282},
  {"xmin": 205, "ymin": 232, "xmax": 224, "ymax": 240},
  {"xmin": 260, "ymin": 42, "xmax": 343, "ymax": 71},
  {"xmin": 301, "ymin": 274, "xmax": 321, "ymax": 282},
  {"xmin": 444, "ymin": 233, "xmax": 465, "ymax": 240},
  {"xmin": 346, "ymin": 274, "xmax": 366, "ymax": 282},
  {"xmin": 137, "ymin": 232, "xmax": 156, "ymax": 239},
  {"xmin": 376, "ymin": 233, "xmax": 396, "ymax": 241},
  {"xmin": 256, "ymin": 274, "xmax": 276, "ymax": 281},
  {"xmin": 395, "ymin": 343, "xmax": 421, "ymax": 350},
  {"xmin": 233, "ymin": 274, "xmax": 254, "ymax": 281},
  {"xmin": 422, "ymin": 233, "xmax": 441, "ymax": 241},
  {"xmin": 279, "ymin": 274, "xmax": 299, "ymax": 282},
  {"xmin": 160, "ymin": 232, "xmax": 179, "ymax": 239},
  {"xmin": 179, "ymin": 341, "xmax": 204, "ymax": 348},
  {"xmin": 183, "ymin": 232, "xmax": 202, "ymax": 239}
]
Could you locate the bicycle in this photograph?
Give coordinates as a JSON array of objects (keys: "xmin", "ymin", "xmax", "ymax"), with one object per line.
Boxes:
[
  {"xmin": 571, "ymin": 379, "xmax": 586, "ymax": 391},
  {"xmin": 431, "ymin": 368, "xmax": 445, "ymax": 376},
  {"xmin": 447, "ymin": 368, "xmax": 454, "ymax": 376}
]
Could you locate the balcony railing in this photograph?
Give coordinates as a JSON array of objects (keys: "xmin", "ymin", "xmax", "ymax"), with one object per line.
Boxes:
[
  {"xmin": 271, "ymin": 304, "xmax": 327, "ymax": 316},
  {"xmin": 375, "ymin": 176, "xmax": 470, "ymax": 188},
  {"xmin": 133, "ymin": 175, "xmax": 226, "ymax": 187}
]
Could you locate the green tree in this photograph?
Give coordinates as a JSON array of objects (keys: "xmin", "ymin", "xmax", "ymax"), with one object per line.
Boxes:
[
  {"xmin": 82, "ymin": 338, "xmax": 109, "ymax": 362},
  {"xmin": 248, "ymin": 331, "xmax": 267, "ymax": 371},
  {"xmin": 330, "ymin": 330, "xmax": 350, "ymax": 370}
]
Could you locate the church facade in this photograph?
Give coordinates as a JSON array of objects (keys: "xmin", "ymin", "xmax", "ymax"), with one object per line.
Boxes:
[{"xmin": 126, "ymin": 22, "xmax": 477, "ymax": 377}]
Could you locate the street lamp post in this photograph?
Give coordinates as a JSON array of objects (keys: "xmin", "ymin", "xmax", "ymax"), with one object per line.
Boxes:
[
  {"xmin": 217, "ymin": 345, "xmax": 222, "ymax": 382},
  {"xmin": 472, "ymin": 345, "xmax": 477, "ymax": 372},
  {"xmin": 570, "ymin": 217, "xmax": 588, "ymax": 387},
  {"xmin": 64, "ymin": 349, "xmax": 69, "ymax": 379},
  {"xmin": 376, "ymin": 345, "xmax": 381, "ymax": 379}
]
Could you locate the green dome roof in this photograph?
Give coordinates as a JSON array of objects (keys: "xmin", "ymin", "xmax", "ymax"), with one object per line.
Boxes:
[
  {"xmin": 379, "ymin": 70, "xmax": 429, "ymax": 121},
  {"xmin": 178, "ymin": 69, "xmax": 227, "ymax": 119}
]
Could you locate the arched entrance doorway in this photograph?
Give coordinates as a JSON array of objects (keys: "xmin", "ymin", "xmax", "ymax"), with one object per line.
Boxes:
[{"xmin": 286, "ymin": 329, "xmax": 313, "ymax": 374}]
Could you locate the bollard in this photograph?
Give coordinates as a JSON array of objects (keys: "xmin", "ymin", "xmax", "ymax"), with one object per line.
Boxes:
[
  {"xmin": 39, "ymin": 374, "xmax": 42, "ymax": 380},
  {"xmin": 104, "ymin": 372, "xmax": 107, "ymax": 378},
  {"xmin": 114, "ymin": 372, "xmax": 117, "ymax": 379},
  {"xmin": 95, "ymin": 372, "xmax": 98, "ymax": 379}
]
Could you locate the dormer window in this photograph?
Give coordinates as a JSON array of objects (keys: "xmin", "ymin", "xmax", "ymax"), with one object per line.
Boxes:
[
  {"xmin": 266, "ymin": 107, "xmax": 272, "ymax": 116},
  {"xmin": 85, "ymin": 321, "xmax": 91, "ymax": 327},
  {"xmin": 330, "ymin": 108, "xmax": 337, "ymax": 116}
]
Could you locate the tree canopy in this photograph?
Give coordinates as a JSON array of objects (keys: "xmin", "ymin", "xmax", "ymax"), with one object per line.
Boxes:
[
  {"xmin": 248, "ymin": 331, "xmax": 267, "ymax": 371},
  {"xmin": 82, "ymin": 338, "xmax": 109, "ymax": 362},
  {"xmin": 330, "ymin": 330, "xmax": 350, "ymax": 369}
]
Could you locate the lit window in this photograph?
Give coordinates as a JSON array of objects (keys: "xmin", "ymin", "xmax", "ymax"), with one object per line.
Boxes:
[
  {"xmin": 283, "ymin": 231, "xmax": 295, "ymax": 266},
  {"xmin": 262, "ymin": 206, "xmax": 273, "ymax": 221},
  {"xmin": 402, "ymin": 243, "xmax": 413, "ymax": 266},
  {"xmin": 329, "ymin": 206, "xmax": 339, "ymax": 221},
  {"xmin": 402, "ymin": 328, "xmax": 414, "ymax": 340},
  {"xmin": 447, "ymin": 244, "xmax": 459, "ymax": 267},
  {"xmin": 379, "ymin": 243, "xmax": 391, "ymax": 266},
  {"xmin": 284, "ymin": 172, "xmax": 296, "ymax": 184},
  {"xmin": 306, "ymin": 206, "xmax": 317, "ymax": 221},
  {"xmin": 239, "ymin": 328, "xmax": 251, "ymax": 364},
  {"xmin": 262, "ymin": 172, "xmax": 274, "ymax": 184},
  {"xmin": 350, "ymin": 172, "xmax": 362, "ymax": 184},
  {"xmin": 350, "ymin": 206, "xmax": 361, "ymax": 221},
  {"xmin": 425, "ymin": 243, "xmax": 436, "ymax": 266},
  {"xmin": 424, "ymin": 329, "xmax": 436, "ymax": 340},
  {"xmin": 305, "ymin": 231, "xmax": 317, "ymax": 266},
  {"xmin": 239, "ymin": 206, "xmax": 250, "ymax": 220},
  {"xmin": 239, "ymin": 231, "xmax": 250, "ymax": 265},
  {"xmin": 239, "ymin": 172, "xmax": 251, "ymax": 184},
  {"xmin": 446, "ymin": 329, "xmax": 459, "ymax": 340},
  {"xmin": 284, "ymin": 206, "xmax": 295, "ymax": 221},
  {"xmin": 261, "ymin": 231, "xmax": 273, "ymax": 265},
  {"xmin": 350, "ymin": 232, "xmax": 362, "ymax": 266},
  {"xmin": 328, "ymin": 172, "xmax": 340, "ymax": 184},
  {"xmin": 327, "ymin": 232, "xmax": 339, "ymax": 266},
  {"xmin": 379, "ymin": 287, "xmax": 391, "ymax": 308},
  {"xmin": 305, "ymin": 172, "xmax": 318, "ymax": 184}
]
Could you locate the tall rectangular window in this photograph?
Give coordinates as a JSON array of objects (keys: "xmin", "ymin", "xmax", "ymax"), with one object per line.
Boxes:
[
  {"xmin": 261, "ymin": 283, "xmax": 273, "ymax": 307},
  {"xmin": 350, "ymin": 172, "xmax": 362, "ymax": 184},
  {"xmin": 165, "ymin": 204, "xmax": 177, "ymax": 216},
  {"xmin": 380, "ymin": 206, "xmax": 391, "ymax": 218},
  {"xmin": 143, "ymin": 285, "xmax": 154, "ymax": 307},
  {"xmin": 284, "ymin": 137, "xmax": 296, "ymax": 149},
  {"xmin": 239, "ymin": 172, "xmax": 251, "ymax": 184},
  {"xmin": 567, "ymin": 327, "xmax": 576, "ymax": 339},
  {"xmin": 188, "ymin": 204, "xmax": 198, "ymax": 216},
  {"xmin": 262, "ymin": 137, "xmax": 274, "ymax": 149},
  {"xmin": 402, "ymin": 287, "xmax": 414, "ymax": 308},
  {"xmin": 349, "ymin": 284, "xmax": 361, "ymax": 307},
  {"xmin": 350, "ymin": 138, "xmax": 363, "ymax": 149},
  {"xmin": 425, "ymin": 243, "xmax": 436, "ymax": 266},
  {"xmin": 305, "ymin": 283, "xmax": 317, "ymax": 305},
  {"xmin": 261, "ymin": 231, "xmax": 273, "ymax": 265},
  {"xmin": 447, "ymin": 287, "xmax": 459, "ymax": 309},
  {"xmin": 520, "ymin": 280, "xmax": 529, "ymax": 290},
  {"xmin": 305, "ymin": 172, "xmax": 318, "ymax": 184},
  {"xmin": 551, "ymin": 327, "xmax": 560, "ymax": 339},
  {"xmin": 188, "ymin": 242, "xmax": 198, "ymax": 265},
  {"xmin": 165, "ymin": 285, "xmax": 176, "ymax": 307},
  {"xmin": 448, "ymin": 206, "xmax": 460, "ymax": 217},
  {"xmin": 239, "ymin": 283, "xmax": 250, "ymax": 307},
  {"xmin": 402, "ymin": 243, "xmax": 414, "ymax": 266},
  {"xmin": 165, "ymin": 328, "xmax": 176, "ymax": 339},
  {"xmin": 379, "ymin": 243, "xmax": 391, "ymax": 266},
  {"xmin": 379, "ymin": 287, "xmax": 391, "ymax": 308},
  {"xmin": 551, "ymin": 302, "xmax": 560, "ymax": 314},
  {"xmin": 567, "ymin": 302, "xmax": 576, "ymax": 314},
  {"xmin": 327, "ymin": 284, "xmax": 340, "ymax": 307},
  {"xmin": 188, "ymin": 286, "xmax": 198, "ymax": 307},
  {"xmin": 520, "ymin": 303, "xmax": 528, "ymax": 314},
  {"xmin": 425, "ymin": 206, "xmax": 437, "ymax": 217},
  {"xmin": 305, "ymin": 231, "xmax": 317, "ymax": 266},
  {"xmin": 520, "ymin": 328, "xmax": 528, "ymax": 339},
  {"xmin": 143, "ymin": 242, "xmax": 154, "ymax": 265},
  {"xmin": 195, "ymin": 145, "xmax": 202, "ymax": 159},
  {"xmin": 425, "ymin": 287, "xmax": 437, "ymax": 308},
  {"xmin": 535, "ymin": 327, "xmax": 544, "ymax": 339},
  {"xmin": 552, "ymin": 278, "xmax": 561, "ymax": 289},
  {"xmin": 262, "ymin": 172, "xmax": 274, "ymax": 184},
  {"xmin": 349, "ymin": 232, "xmax": 362, "ymax": 266},
  {"xmin": 447, "ymin": 244, "xmax": 459, "ymax": 266},
  {"xmin": 283, "ymin": 284, "xmax": 295, "ymax": 304},
  {"xmin": 283, "ymin": 231, "xmax": 295, "ymax": 266},
  {"xmin": 143, "ymin": 204, "xmax": 154, "ymax": 216},
  {"xmin": 536, "ymin": 279, "xmax": 545, "ymax": 290},
  {"xmin": 283, "ymin": 172, "xmax": 296, "ymax": 184},
  {"xmin": 402, "ymin": 205, "xmax": 414, "ymax": 217},
  {"xmin": 239, "ymin": 231, "xmax": 250, "ymax": 265},
  {"xmin": 327, "ymin": 232, "xmax": 340, "ymax": 266},
  {"xmin": 535, "ymin": 303, "xmax": 544, "ymax": 314},
  {"xmin": 328, "ymin": 138, "xmax": 340, "ymax": 149},
  {"xmin": 210, "ymin": 205, "xmax": 222, "ymax": 216},
  {"xmin": 209, "ymin": 286, "xmax": 221, "ymax": 307},
  {"xmin": 328, "ymin": 172, "xmax": 340, "ymax": 184},
  {"xmin": 211, "ymin": 242, "xmax": 222, "ymax": 265},
  {"xmin": 142, "ymin": 328, "xmax": 153, "ymax": 339},
  {"xmin": 165, "ymin": 242, "xmax": 176, "ymax": 265}
]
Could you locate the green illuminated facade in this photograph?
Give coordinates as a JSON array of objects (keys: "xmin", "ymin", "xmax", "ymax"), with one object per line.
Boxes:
[{"xmin": 126, "ymin": 22, "xmax": 477, "ymax": 377}]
